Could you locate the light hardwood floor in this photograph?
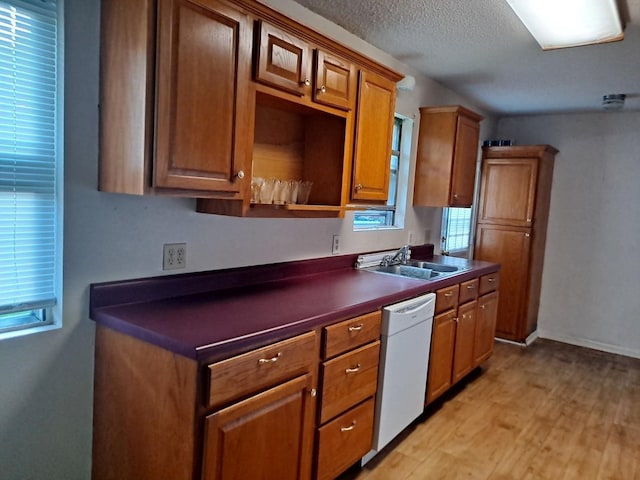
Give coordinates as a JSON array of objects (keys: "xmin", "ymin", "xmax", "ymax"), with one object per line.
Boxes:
[{"xmin": 339, "ymin": 339, "xmax": 640, "ymax": 480}]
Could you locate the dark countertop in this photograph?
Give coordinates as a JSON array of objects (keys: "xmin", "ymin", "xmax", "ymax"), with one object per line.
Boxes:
[{"xmin": 90, "ymin": 246, "xmax": 499, "ymax": 363}]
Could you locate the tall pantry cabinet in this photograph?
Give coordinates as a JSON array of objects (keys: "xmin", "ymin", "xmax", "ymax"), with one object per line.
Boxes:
[{"xmin": 473, "ymin": 145, "xmax": 558, "ymax": 342}]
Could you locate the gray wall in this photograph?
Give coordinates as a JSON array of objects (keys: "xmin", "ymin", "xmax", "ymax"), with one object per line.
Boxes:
[
  {"xmin": 497, "ymin": 112, "xmax": 640, "ymax": 357},
  {"xmin": 0, "ymin": 0, "xmax": 489, "ymax": 478}
]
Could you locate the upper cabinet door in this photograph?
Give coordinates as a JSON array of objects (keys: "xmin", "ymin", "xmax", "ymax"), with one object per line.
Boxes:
[
  {"xmin": 255, "ymin": 21, "xmax": 311, "ymax": 96},
  {"xmin": 450, "ymin": 114, "xmax": 481, "ymax": 206},
  {"xmin": 477, "ymin": 157, "xmax": 538, "ymax": 227},
  {"xmin": 154, "ymin": 0, "xmax": 251, "ymax": 192},
  {"xmin": 313, "ymin": 50, "xmax": 356, "ymax": 110},
  {"xmin": 413, "ymin": 106, "xmax": 483, "ymax": 207},
  {"xmin": 351, "ymin": 69, "xmax": 396, "ymax": 202}
]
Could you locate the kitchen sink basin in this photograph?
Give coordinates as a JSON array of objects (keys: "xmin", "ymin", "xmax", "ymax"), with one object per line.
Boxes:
[
  {"xmin": 374, "ymin": 264, "xmax": 441, "ymax": 280},
  {"xmin": 406, "ymin": 260, "xmax": 461, "ymax": 273},
  {"xmin": 367, "ymin": 260, "xmax": 470, "ymax": 281}
]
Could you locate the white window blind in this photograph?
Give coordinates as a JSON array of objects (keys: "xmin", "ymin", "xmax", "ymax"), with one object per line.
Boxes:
[
  {"xmin": 442, "ymin": 207, "xmax": 472, "ymax": 252},
  {"xmin": 0, "ymin": 0, "xmax": 58, "ymax": 319}
]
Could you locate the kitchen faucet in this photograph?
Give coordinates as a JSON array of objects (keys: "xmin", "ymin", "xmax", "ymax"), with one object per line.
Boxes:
[{"xmin": 380, "ymin": 245, "xmax": 411, "ymax": 267}]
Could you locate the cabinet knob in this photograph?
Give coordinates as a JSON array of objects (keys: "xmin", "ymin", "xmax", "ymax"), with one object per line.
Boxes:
[
  {"xmin": 525, "ymin": 233, "xmax": 531, "ymax": 238},
  {"xmin": 235, "ymin": 170, "xmax": 245, "ymax": 180},
  {"xmin": 355, "ymin": 183, "xmax": 363, "ymax": 192},
  {"xmin": 453, "ymin": 194, "xmax": 458, "ymax": 199},
  {"xmin": 345, "ymin": 363, "xmax": 361, "ymax": 374},
  {"xmin": 302, "ymin": 78, "xmax": 310, "ymax": 86},
  {"xmin": 257, "ymin": 352, "xmax": 281, "ymax": 364},
  {"xmin": 340, "ymin": 421, "xmax": 357, "ymax": 432},
  {"xmin": 309, "ymin": 388, "xmax": 317, "ymax": 397},
  {"xmin": 319, "ymin": 85, "xmax": 326, "ymax": 93},
  {"xmin": 480, "ymin": 304, "xmax": 486, "ymax": 309}
]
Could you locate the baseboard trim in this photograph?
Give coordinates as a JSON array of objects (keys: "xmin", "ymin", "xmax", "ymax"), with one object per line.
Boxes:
[
  {"xmin": 525, "ymin": 331, "xmax": 539, "ymax": 346},
  {"xmin": 495, "ymin": 337, "xmax": 526, "ymax": 347},
  {"xmin": 538, "ymin": 330, "xmax": 640, "ymax": 360}
]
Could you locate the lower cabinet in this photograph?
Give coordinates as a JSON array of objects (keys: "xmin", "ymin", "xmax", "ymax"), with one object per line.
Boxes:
[
  {"xmin": 202, "ymin": 374, "xmax": 314, "ymax": 480},
  {"xmin": 92, "ymin": 311, "xmax": 382, "ymax": 480},
  {"xmin": 426, "ymin": 272, "xmax": 500, "ymax": 405},
  {"xmin": 316, "ymin": 311, "xmax": 382, "ymax": 480}
]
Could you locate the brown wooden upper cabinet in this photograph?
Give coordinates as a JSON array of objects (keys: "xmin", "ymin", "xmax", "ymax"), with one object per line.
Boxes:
[
  {"xmin": 99, "ymin": 0, "xmax": 401, "ymax": 217},
  {"xmin": 100, "ymin": 0, "xmax": 252, "ymax": 197},
  {"xmin": 351, "ymin": 70, "xmax": 397, "ymax": 202},
  {"xmin": 413, "ymin": 106, "xmax": 483, "ymax": 207},
  {"xmin": 255, "ymin": 21, "xmax": 356, "ymax": 111},
  {"xmin": 255, "ymin": 20, "xmax": 312, "ymax": 96}
]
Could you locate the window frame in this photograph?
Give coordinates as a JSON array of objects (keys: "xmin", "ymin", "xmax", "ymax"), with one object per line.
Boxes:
[{"xmin": 0, "ymin": 0, "xmax": 64, "ymax": 340}]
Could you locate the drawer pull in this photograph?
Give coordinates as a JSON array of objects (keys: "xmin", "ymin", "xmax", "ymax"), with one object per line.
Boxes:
[
  {"xmin": 340, "ymin": 420, "xmax": 357, "ymax": 432},
  {"xmin": 488, "ymin": 278, "xmax": 496, "ymax": 282},
  {"xmin": 258, "ymin": 352, "xmax": 282, "ymax": 365},
  {"xmin": 444, "ymin": 292, "xmax": 454, "ymax": 298},
  {"xmin": 467, "ymin": 284, "xmax": 475, "ymax": 290},
  {"xmin": 348, "ymin": 324, "xmax": 364, "ymax": 332},
  {"xmin": 345, "ymin": 363, "xmax": 361, "ymax": 374}
]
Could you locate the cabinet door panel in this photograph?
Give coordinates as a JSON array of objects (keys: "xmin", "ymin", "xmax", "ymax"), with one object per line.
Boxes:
[
  {"xmin": 474, "ymin": 291, "xmax": 498, "ymax": 365},
  {"xmin": 477, "ymin": 158, "xmax": 538, "ymax": 226},
  {"xmin": 255, "ymin": 21, "xmax": 311, "ymax": 96},
  {"xmin": 202, "ymin": 374, "xmax": 314, "ymax": 480},
  {"xmin": 474, "ymin": 224, "xmax": 531, "ymax": 340},
  {"xmin": 313, "ymin": 50, "xmax": 356, "ymax": 110},
  {"xmin": 450, "ymin": 114, "xmax": 480, "ymax": 206},
  {"xmin": 452, "ymin": 300, "xmax": 477, "ymax": 383},
  {"xmin": 426, "ymin": 310, "xmax": 456, "ymax": 404},
  {"xmin": 155, "ymin": 0, "xmax": 251, "ymax": 192},
  {"xmin": 351, "ymin": 69, "xmax": 396, "ymax": 201}
]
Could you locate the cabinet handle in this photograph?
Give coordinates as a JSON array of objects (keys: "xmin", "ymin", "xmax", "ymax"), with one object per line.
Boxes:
[
  {"xmin": 480, "ymin": 304, "xmax": 486, "ymax": 309},
  {"xmin": 348, "ymin": 324, "xmax": 364, "ymax": 332},
  {"xmin": 235, "ymin": 170, "xmax": 245, "ymax": 180},
  {"xmin": 319, "ymin": 85, "xmax": 326, "ymax": 93},
  {"xmin": 302, "ymin": 78, "xmax": 310, "ymax": 86},
  {"xmin": 340, "ymin": 421, "xmax": 357, "ymax": 432},
  {"xmin": 527, "ymin": 218, "xmax": 532, "ymax": 222},
  {"xmin": 345, "ymin": 363, "xmax": 361, "ymax": 374},
  {"xmin": 454, "ymin": 317, "xmax": 459, "ymax": 323},
  {"xmin": 488, "ymin": 278, "xmax": 496, "ymax": 283},
  {"xmin": 444, "ymin": 292, "xmax": 454, "ymax": 298},
  {"xmin": 467, "ymin": 284, "xmax": 475, "ymax": 290},
  {"xmin": 355, "ymin": 183, "xmax": 363, "ymax": 191},
  {"xmin": 258, "ymin": 352, "xmax": 281, "ymax": 365}
]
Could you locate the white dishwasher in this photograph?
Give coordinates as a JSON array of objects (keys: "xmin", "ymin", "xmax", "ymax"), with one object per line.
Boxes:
[{"xmin": 362, "ymin": 292, "xmax": 436, "ymax": 464}]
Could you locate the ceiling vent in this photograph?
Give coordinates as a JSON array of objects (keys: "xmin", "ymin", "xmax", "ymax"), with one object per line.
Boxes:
[{"xmin": 602, "ymin": 94, "xmax": 626, "ymax": 110}]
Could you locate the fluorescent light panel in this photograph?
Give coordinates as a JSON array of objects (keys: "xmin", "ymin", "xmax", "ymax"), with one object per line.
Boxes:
[{"xmin": 506, "ymin": 0, "xmax": 624, "ymax": 50}]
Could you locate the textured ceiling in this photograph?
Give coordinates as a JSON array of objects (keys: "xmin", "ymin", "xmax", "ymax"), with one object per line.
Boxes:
[{"xmin": 292, "ymin": 0, "xmax": 640, "ymax": 115}]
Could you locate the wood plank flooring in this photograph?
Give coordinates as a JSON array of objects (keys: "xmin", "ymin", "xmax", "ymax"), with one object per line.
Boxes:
[{"xmin": 339, "ymin": 339, "xmax": 640, "ymax": 480}]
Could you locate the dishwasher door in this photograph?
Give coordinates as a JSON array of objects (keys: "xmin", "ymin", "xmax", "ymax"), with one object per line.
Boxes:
[{"xmin": 364, "ymin": 293, "xmax": 436, "ymax": 463}]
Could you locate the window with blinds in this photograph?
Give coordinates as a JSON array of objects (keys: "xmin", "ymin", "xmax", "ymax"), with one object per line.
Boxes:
[
  {"xmin": 441, "ymin": 207, "xmax": 472, "ymax": 253},
  {"xmin": 0, "ymin": 0, "xmax": 59, "ymax": 334}
]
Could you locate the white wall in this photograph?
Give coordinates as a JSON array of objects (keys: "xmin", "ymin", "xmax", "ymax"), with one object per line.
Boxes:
[
  {"xmin": 497, "ymin": 112, "xmax": 640, "ymax": 358},
  {"xmin": 0, "ymin": 0, "xmax": 490, "ymax": 478}
]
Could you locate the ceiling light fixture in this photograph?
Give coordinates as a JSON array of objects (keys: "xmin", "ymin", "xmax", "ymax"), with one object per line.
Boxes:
[
  {"xmin": 505, "ymin": 0, "xmax": 624, "ymax": 50},
  {"xmin": 602, "ymin": 94, "xmax": 625, "ymax": 110}
]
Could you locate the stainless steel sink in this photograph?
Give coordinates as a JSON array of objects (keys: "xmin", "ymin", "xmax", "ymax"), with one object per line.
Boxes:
[
  {"xmin": 406, "ymin": 260, "xmax": 461, "ymax": 273},
  {"xmin": 374, "ymin": 264, "xmax": 441, "ymax": 280},
  {"xmin": 367, "ymin": 260, "xmax": 469, "ymax": 281}
]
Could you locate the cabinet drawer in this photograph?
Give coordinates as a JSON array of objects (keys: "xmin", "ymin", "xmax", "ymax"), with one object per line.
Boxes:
[
  {"xmin": 435, "ymin": 284, "xmax": 460, "ymax": 314},
  {"xmin": 319, "ymin": 341, "xmax": 380, "ymax": 424},
  {"xmin": 207, "ymin": 331, "xmax": 316, "ymax": 409},
  {"xmin": 479, "ymin": 271, "xmax": 500, "ymax": 295},
  {"xmin": 322, "ymin": 311, "xmax": 381, "ymax": 359},
  {"xmin": 459, "ymin": 278, "xmax": 479, "ymax": 304},
  {"xmin": 316, "ymin": 398, "xmax": 375, "ymax": 480}
]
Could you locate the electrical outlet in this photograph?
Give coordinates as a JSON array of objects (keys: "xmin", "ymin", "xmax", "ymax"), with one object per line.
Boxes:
[
  {"xmin": 163, "ymin": 243, "xmax": 186, "ymax": 270},
  {"xmin": 332, "ymin": 235, "xmax": 341, "ymax": 255}
]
